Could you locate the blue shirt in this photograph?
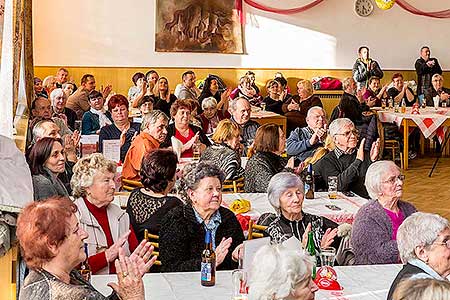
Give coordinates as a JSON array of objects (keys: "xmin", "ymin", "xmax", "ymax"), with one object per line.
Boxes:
[{"xmin": 193, "ymin": 208, "xmax": 222, "ymax": 250}]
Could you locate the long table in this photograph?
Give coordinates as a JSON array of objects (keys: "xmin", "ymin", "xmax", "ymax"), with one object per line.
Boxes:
[
  {"xmin": 251, "ymin": 110, "xmax": 287, "ymax": 133},
  {"xmin": 91, "ymin": 264, "xmax": 402, "ymax": 300},
  {"xmin": 222, "ymin": 192, "xmax": 368, "ymax": 225},
  {"xmin": 377, "ymin": 107, "xmax": 450, "ymax": 169},
  {"xmin": 114, "ymin": 192, "xmax": 368, "ymax": 225}
]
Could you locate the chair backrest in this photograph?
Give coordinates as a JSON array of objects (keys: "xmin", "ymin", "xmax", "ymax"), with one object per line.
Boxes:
[
  {"xmin": 248, "ymin": 219, "xmax": 268, "ymax": 240},
  {"xmin": 121, "ymin": 178, "xmax": 144, "ymax": 191},
  {"xmin": 222, "ymin": 177, "xmax": 245, "ymax": 193},
  {"xmin": 144, "ymin": 229, "xmax": 161, "ymax": 266}
]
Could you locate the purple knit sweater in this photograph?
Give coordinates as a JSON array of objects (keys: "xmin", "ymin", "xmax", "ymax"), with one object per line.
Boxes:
[{"xmin": 351, "ymin": 200, "xmax": 417, "ymax": 265}]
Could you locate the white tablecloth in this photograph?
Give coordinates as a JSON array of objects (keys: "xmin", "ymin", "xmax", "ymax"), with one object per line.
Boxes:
[
  {"xmin": 222, "ymin": 192, "xmax": 368, "ymax": 224},
  {"xmin": 91, "ymin": 264, "xmax": 402, "ymax": 300},
  {"xmin": 113, "ymin": 192, "xmax": 368, "ymax": 225}
]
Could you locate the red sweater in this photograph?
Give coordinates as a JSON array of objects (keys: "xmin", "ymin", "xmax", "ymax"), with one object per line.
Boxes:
[{"xmin": 85, "ymin": 198, "xmax": 139, "ymax": 274}]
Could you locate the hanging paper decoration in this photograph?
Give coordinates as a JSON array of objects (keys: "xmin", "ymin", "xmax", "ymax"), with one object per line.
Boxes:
[
  {"xmin": 243, "ymin": 0, "xmax": 325, "ymax": 15},
  {"xmin": 375, "ymin": 0, "xmax": 395, "ymax": 10},
  {"xmin": 395, "ymin": 0, "xmax": 450, "ymax": 18}
]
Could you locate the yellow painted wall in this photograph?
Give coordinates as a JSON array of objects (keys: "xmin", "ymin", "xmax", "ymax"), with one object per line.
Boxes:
[{"xmin": 35, "ymin": 67, "xmax": 450, "ymax": 98}]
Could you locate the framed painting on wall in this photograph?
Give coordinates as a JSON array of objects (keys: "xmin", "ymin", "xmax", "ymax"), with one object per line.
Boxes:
[{"xmin": 155, "ymin": 0, "xmax": 244, "ymax": 54}]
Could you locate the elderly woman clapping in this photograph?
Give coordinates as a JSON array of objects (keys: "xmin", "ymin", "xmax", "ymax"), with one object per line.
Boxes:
[
  {"xmin": 249, "ymin": 244, "xmax": 318, "ymax": 300},
  {"xmin": 71, "ymin": 153, "xmax": 140, "ymax": 274},
  {"xmin": 162, "ymin": 99, "xmax": 211, "ymax": 158},
  {"xmin": 159, "ymin": 162, "xmax": 245, "ymax": 272},
  {"xmin": 259, "ymin": 172, "xmax": 339, "ymax": 252},
  {"xmin": 351, "ymin": 160, "xmax": 417, "ymax": 265},
  {"xmin": 17, "ymin": 197, "xmax": 156, "ymax": 300},
  {"xmin": 386, "ymin": 212, "xmax": 450, "ymax": 300}
]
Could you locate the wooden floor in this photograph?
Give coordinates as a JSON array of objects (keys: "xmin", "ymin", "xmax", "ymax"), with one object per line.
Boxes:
[{"xmin": 402, "ymin": 157, "xmax": 450, "ymax": 221}]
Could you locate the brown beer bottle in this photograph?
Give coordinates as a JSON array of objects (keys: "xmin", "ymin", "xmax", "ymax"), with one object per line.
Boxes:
[
  {"xmin": 79, "ymin": 243, "xmax": 92, "ymax": 282},
  {"xmin": 201, "ymin": 230, "xmax": 216, "ymax": 286},
  {"xmin": 305, "ymin": 164, "xmax": 315, "ymax": 199}
]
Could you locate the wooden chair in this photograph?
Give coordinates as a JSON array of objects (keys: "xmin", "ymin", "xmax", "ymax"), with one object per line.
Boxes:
[
  {"xmin": 144, "ymin": 229, "xmax": 161, "ymax": 266},
  {"xmin": 222, "ymin": 177, "xmax": 245, "ymax": 193},
  {"xmin": 247, "ymin": 219, "xmax": 267, "ymax": 240},
  {"xmin": 376, "ymin": 113, "xmax": 404, "ymax": 168},
  {"xmin": 121, "ymin": 178, "xmax": 143, "ymax": 191}
]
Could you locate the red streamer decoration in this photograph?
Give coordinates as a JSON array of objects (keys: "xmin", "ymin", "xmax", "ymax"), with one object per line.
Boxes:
[
  {"xmin": 395, "ymin": 0, "xmax": 450, "ymax": 19},
  {"xmin": 242, "ymin": 0, "xmax": 325, "ymax": 15}
]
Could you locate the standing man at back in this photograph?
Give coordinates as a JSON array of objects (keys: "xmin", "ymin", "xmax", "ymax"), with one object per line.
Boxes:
[{"xmin": 415, "ymin": 46, "xmax": 442, "ymax": 98}]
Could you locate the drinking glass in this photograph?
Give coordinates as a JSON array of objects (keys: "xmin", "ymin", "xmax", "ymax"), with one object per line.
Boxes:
[
  {"xmin": 320, "ymin": 247, "xmax": 336, "ymax": 267},
  {"xmin": 231, "ymin": 269, "xmax": 248, "ymax": 300},
  {"xmin": 260, "ymin": 103, "xmax": 266, "ymax": 112},
  {"xmin": 192, "ymin": 142, "xmax": 200, "ymax": 160},
  {"xmin": 328, "ymin": 176, "xmax": 338, "ymax": 199}
]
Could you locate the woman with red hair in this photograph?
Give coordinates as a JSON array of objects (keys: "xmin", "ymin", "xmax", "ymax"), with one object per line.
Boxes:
[
  {"xmin": 17, "ymin": 196, "xmax": 156, "ymax": 300},
  {"xmin": 99, "ymin": 94, "xmax": 140, "ymax": 162}
]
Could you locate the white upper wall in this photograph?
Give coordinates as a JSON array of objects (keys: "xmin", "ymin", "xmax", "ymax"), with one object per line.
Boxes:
[{"xmin": 32, "ymin": 0, "xmax": 450, "ymax": 69}]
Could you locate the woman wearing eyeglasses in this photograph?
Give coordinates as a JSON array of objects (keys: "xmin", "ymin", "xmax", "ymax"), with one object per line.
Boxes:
[
  {"xmin": 313, "ymin": 118, "xmax": 379, "ymax": 199},
  {"xmin": 387, "ymin": 212, "xmax": 450, "ymax": 300},
  {"xmin": 351, "ymin": 160, "xmax": 417, "ymax": 266}
]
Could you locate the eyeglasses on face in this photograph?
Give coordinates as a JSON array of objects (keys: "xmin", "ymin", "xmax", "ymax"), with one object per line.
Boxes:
[
  {"xmin": 335, "ymin": 129, "xmax": 359, "ymax": 138},
  {"xmin": 383, "ymin": 174, "xmax": 405, "ymax": 185},
  {"xmin": 433, "ymin": 239, "xmax": 450, "ymax": 249}
]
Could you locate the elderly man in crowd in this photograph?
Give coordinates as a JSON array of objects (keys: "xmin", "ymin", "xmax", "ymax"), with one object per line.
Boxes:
[
  {"xmin": 425, "ymin": 74, "xmax": 450, "ymax": 107},
  {"xmin": 67, "ymin": 74, "xmax": 112, "ymax": 119},
  {"xmin": 122, "ymin": 110, "xmax": 169, "ymax": 181},
  {"xmin": 335, "ymin": 77, "xmax": 369, "ymax": 125},
  {"xmin": 313, "ymin": 118, "xmax": 379, "ymax": 198},
  {"xmin": 415, "ymin": 46, "xmax": 442, "ymax": 97},
  {"xmin": 229, "ymin": 97, "xmax": 260, "ymax": 155},
  {"xmin": 286, "ymin": 106, "xmax": 327, "ymax": 164},
  {"xmin": 55, "ymin": 67, "xmax": 69, "ymax": 88},
  {"xmin": 49, "ymin": 88, "xmax": 77, "ymax": 130},
  {"xmin": 387, "ymin": 73, "xmax": 416, "ymax": 106},
  {"xmin": 30, "ymin": 97, "xmax": 72, "ymax": 140}
]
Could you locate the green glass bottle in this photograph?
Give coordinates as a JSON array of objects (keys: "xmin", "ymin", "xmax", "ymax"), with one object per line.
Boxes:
[{"xmin": 306, "ymin": 231, "xmax": 317, "ymax": 279}]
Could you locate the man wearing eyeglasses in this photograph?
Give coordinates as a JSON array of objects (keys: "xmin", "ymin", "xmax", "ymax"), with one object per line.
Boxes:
[
  {"xmin": 425, "ymin": 74, "xmax": 450, "ymax": 107},
  {"xmin": 313, "ymin": 118, "xmax": 379, "ymax": 199}
]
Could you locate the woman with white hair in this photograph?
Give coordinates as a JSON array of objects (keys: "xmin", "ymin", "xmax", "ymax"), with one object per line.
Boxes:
[
  {"xmin": 248, "ymin": 244, "xmax": 318, "ymax": 300},
  {"xmin": 313, "ymin": 118, "xmax": 379, "ymax": 199},
  {"xmin": 71, "ymin": 153, "xmax": 139, "ymax": 274},
  {"xmin": 351, "ymin": 160, "xmax": 417, "ymax": 265},
  {"xmin": 259, "ymin": 172, "xmax": 339, "ymax": 252},
  {"xmin": 198, "ymin": 96, "xmax": 230, "ymax": 134},
  {"xmin": 387, "ymin": 212, "xmax": 450, "ymax": 300}
]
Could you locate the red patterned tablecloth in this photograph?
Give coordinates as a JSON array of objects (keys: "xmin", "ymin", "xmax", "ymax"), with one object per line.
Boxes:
[{"xmin": 377, "ymin": 107, "xmax": 450, "ymax": 143}]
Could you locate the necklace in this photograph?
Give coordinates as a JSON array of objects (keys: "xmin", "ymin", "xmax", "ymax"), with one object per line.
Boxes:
[{"xmin": 86, "ymin": 205, "xmax": 108, "ymax": 253}]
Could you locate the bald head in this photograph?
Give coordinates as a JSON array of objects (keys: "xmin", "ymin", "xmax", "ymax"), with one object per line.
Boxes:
[
  {"xmin": 32, "ymin": 120, "xmax": 61, "ymax": 143},
  {"xmin": 306, "ymin": 106, "xmax": 327, "ymax": 129}
]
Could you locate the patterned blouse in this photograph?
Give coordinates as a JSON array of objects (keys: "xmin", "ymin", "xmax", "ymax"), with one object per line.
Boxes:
[
  {"xmin": 19, "ymin": 269, "xmax": 118, "ymax": 300},
  {"xmin": 126, "ymin": 188, "xmax": 182, "ymax": 240}
]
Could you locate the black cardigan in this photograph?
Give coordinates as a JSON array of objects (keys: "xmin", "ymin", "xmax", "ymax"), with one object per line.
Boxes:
[
  {"xmin": 159, "ymin": 205, "xmax": 245, "ymax": 272},
  {"xmin": 387, "ymin": 263, "xmax": 427, "ymax": 300},
  {"xmin": 313, "ymin": 150, "xmax": 372, "ymax": 199}
]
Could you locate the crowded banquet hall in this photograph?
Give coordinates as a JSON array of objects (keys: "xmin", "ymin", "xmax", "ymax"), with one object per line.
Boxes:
[{"xmin": 2, "ymin": 0, "xmax": 450, "ymax": 300}]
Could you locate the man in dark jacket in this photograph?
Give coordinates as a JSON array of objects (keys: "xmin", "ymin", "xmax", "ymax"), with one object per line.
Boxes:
[
  {"xmin": 229, "ymin": 97, "xmax": 260, "ymax": 155},
  {"xmin": 415, "ymin": 46, "xmax": 442, "ymax": 97},
  {"xmin": 313, "ymin": 118, "xmax": 379, "ymax": 199}
]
